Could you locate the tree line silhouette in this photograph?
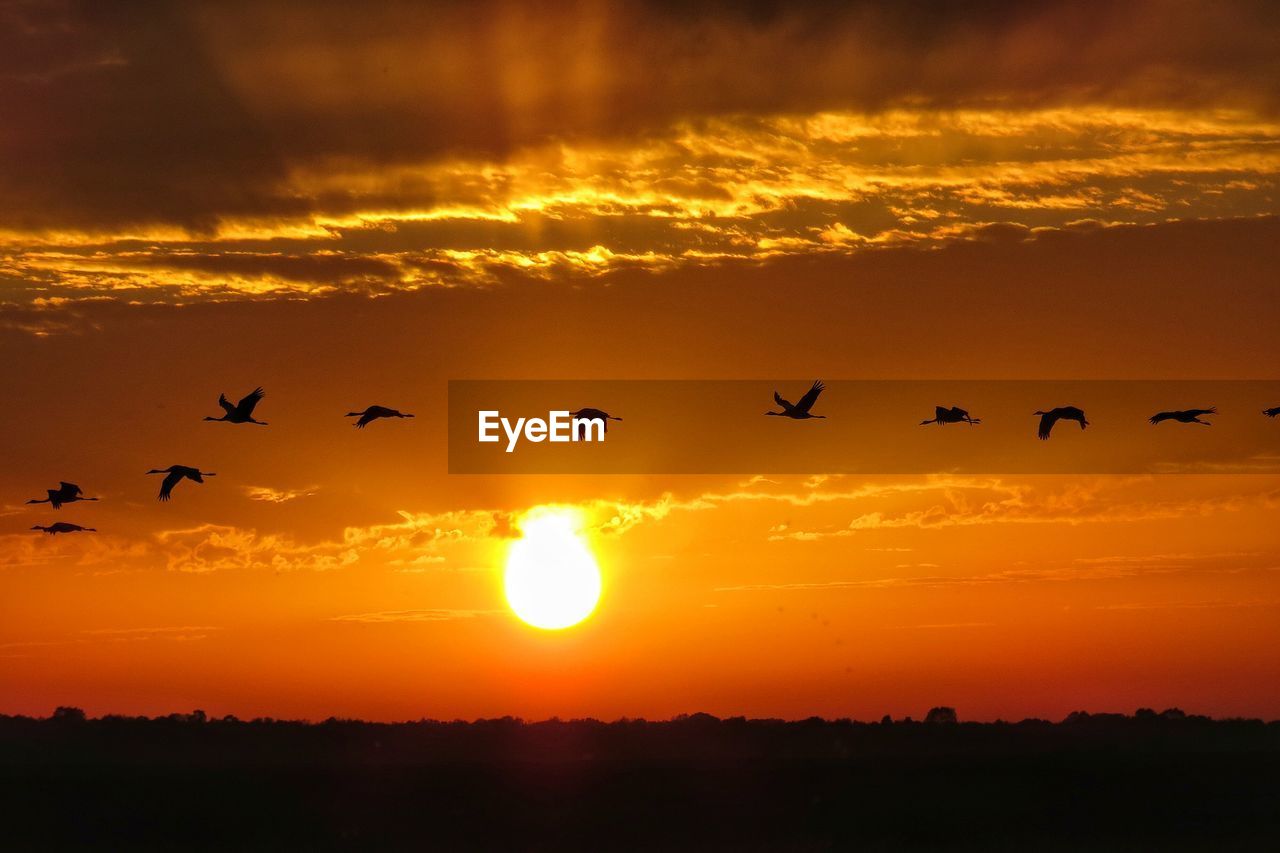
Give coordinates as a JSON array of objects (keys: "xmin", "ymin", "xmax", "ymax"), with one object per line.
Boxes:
[{"xmin": 3, "ymin": 706, "xmax": 1278, "ymax": 850}]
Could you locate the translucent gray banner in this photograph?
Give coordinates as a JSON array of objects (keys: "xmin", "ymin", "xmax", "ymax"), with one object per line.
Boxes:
[{"xmin": 448, "ymin": 380, "xmax": 1280, "ymax": 474}]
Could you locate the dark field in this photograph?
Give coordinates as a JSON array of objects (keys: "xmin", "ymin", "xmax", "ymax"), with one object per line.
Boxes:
[{"xmin": 3, "ymin": 710, "xmax": 1278, "ymax": 851}]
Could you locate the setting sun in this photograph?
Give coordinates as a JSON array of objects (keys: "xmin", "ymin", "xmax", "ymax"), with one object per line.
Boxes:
[{"xmin": 504, "ymin": 509, "xmax": 602, "ymax": 630}]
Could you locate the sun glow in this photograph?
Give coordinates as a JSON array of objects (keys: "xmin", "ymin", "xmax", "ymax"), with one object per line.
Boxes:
[{"xmin": 504, "ymin": 508, "xmax": 602, "ymax": 630}]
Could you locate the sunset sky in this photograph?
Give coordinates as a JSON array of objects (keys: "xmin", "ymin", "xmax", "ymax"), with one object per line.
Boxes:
[{"xmin": 2, "ymin": 0, "xmax": 1279, "ymax": 722}]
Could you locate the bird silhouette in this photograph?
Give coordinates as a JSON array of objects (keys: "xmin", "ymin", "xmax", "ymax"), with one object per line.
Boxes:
[
  {"xmin": 146, "ymin": 465, "xmax": 216, "ymax": 501},
  {"xmin": 31, "ymin": 522, "xmax": 95, "ymax": 535},
  {"xmin": 1150, "ymin": 407, "xmax": 1216, "ymax": 426},
  {"xmin": 920, "ymin": 406, "xmax": 981, "ymax": 426},
  {"xmin": 1264, "ymin": 406, "xmax": 1280, "ymax": 418},
  {"xmin": 26, "ymin": 481, "xmax": 98, "ymax": 510},
  {"xmin": 205, "ymin": 387, "xmax": 267, "ymax": 424},
  {"xmin": 1034, "ymin": 406, "xmax": 1089, "ymax": 440},
  {"xmin": 569, "ymin": 408, "xmax": 622, "ymax": 432},
  {"xmin": 767, "ymin": 381, "xmax": 827, "ymax": 419},
  {"xmin": 345, "ymin": 406, "xmax": 414, "ymax": 428}
]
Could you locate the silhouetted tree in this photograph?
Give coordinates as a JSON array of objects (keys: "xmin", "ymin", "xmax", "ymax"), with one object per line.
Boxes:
[
  {"xmin": 925, "ymin": 706, "xmax": 958, "ymax": 725},
  {"xmin": 52, "ymin": 706, "xmax": 86, "ymax": 722}
]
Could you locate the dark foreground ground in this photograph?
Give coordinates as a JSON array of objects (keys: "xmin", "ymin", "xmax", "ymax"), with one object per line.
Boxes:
[{"xmin": 2, "ymin": 709, "xmax": 1278, "ymax": 851}]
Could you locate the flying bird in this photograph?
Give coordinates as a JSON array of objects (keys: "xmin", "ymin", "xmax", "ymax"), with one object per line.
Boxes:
[
  {"xmin": 1149, "ymin": 407, "xmax": 1216, "ymax": 426},
  {"xmin": 31, "ymin": 522, "xmax": 95, "ymax": 535},
  {"xmin": 345, "ymin": 406, "xmax": 415, "ymax": 429},
  {"xmin": 766, "ymin": 381, "xmax": 827, "ymax": 420},
  {"xmin": 920, "ymin": 406, "xmax": 981, "ymax": 426},
  {"xmin": 26, "ymin": 481, "xmax": 98, "ymax": 510},
  {"xmin": 146, "ymin": 465, "xmax": 216, "ymax": 501},
  {"xmin": 569, "ymin": 408, "xmax": 622, "ymax": 432},
  {"xmin": 1264, "ymin": 407, "xmax": 1280, "ymax": 418},
  {"xmin": 1034, "ymin": 406, "xmax": 1089, "ymax": 440},
  {"xmin": 205, "ymin": 387, "xmax": 267, "ymax": 425}
]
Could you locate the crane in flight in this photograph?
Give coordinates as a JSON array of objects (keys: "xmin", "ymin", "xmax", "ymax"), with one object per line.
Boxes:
[
  {"xmin": 205, "ymin": 387, "xmax": 267, "ymax": 425},
  {"xmin": 1034, "ymin": 406, "xmax": 1089, "ymax": 440},
  {"xmin": 26, "ymin": 482, "xmax": 98, "ymax": 510},
  {"xmin": 920, "ymin": 406, "xmax": 981, "ymax": 426},
  {"xmin": 569, "ymin": 408, "xmax": 623, "ymax": 432},
  {"xmin": 32, "ymin": 522, "xmax": 96, "ymax": 535},
  {"xmin": 146, "ymin": 465, "xmax": 216, "ymax": 501},
  {"xmin": 345, "ymin": 406, "xmax": 415, "ymax": 429},
  {"xmin": 1265, "ymin": 406, "xmax": 1280, "ymax": 418},
  {"xmin": 766, "ymin": 381, "xmax": 827, "ymax": 420},
  {"xmin": 1150, "ymin": 407, "xmax": 1216, "ymax": 426}
]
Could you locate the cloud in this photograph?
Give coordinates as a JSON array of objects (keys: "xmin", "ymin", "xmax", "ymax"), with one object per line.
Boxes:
[
  {"xmin": 154, "ymin": 524, "xmax": 360, "ymax": 573},
  {"xmin": 243, "ymin": 485, "xmax": 320, "ymax": 503},
  {"xmin": 0, "ymin": 530, "xmax": 150, "ymax": 570},
  {"xmin": 1094, "ymin": 598, "xmax": 1280, "ymax": 611},
  {"xmin": 1, "ymin": 0, "xmax": 1278, "ymax": 307},
  {"xmin": 761, "ymin": 479, "xmax": 1280, "ymax": 538},
  {"xmin": 330, "ymin": 609, "xmax": 498, "ymax": 623},
  {"xmin": 148, "ymin": 508, "xmax": 515, "ymax": 573},
  {"xmin": 716, "ymin": 560, "xmax": 1278, "ymax": 594},
  {"xmin": 12, "ymin": 476, "xmax": 1275, "ymax": 579},
  {"xmin": 80, "ymin": 625, "xmax": 220, "ymax": 642}
]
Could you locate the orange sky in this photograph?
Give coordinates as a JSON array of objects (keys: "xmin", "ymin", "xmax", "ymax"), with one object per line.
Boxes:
[{"xmin": 1, "ymin": 0, "xmax": 1279, "ymax": 722}]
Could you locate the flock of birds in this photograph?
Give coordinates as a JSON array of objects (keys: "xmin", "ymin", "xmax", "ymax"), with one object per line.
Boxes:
[
  {"xmin": 21, "ymin": 383, "xmax": 1280, "ymax": 535},
  {"xmin": 25, "ymin": 390, "xmax": 416, "ymax": 535},
  {"xmin": 765, "ymin": 381, "xmax": 1276, "ymax": 440}
]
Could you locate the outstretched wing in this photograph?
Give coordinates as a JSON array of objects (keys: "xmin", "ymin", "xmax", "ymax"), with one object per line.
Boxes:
[
  {"xmin": 1149, "ymin": 411, "xmax": 1173, "ymax": 424},
  {"xmin": 570, "ymin": 408, "xmax": 609, "ymax": 432},
  {"xmin": 1185, "ymin": 408, "xmax": 1216, "ymax": 417},
  {"xmin": 58, "ymin": 482, "xmax": 83, "ymax": 498},
  {"xmin": 356, "ymin": 411, "xmax": 378, "ymax": 428},
  {"xmin": 1037, "ymin": 410, "xmax": 1058, "ymax": 440},
  {"xmin": 218, "ymin": 393, "xmax": 236, "ymax": 415},
  {"xmin": 794, "ymin": 380, "xmax": 824, "ymax": 414},
  {"xmin": 158, "ymin": 470, "xmax": 183, "ymax": 501},
  {"xmin": 235, "ymin": 387, "xmax": 265, "ymax": 416},
  {"xmin": 773, "ymin": 391, "xmax": 794, "ymax": 412},
  {"xmin": 48, "ymin": 489, "xmax": 64, "ymax": 510}
]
